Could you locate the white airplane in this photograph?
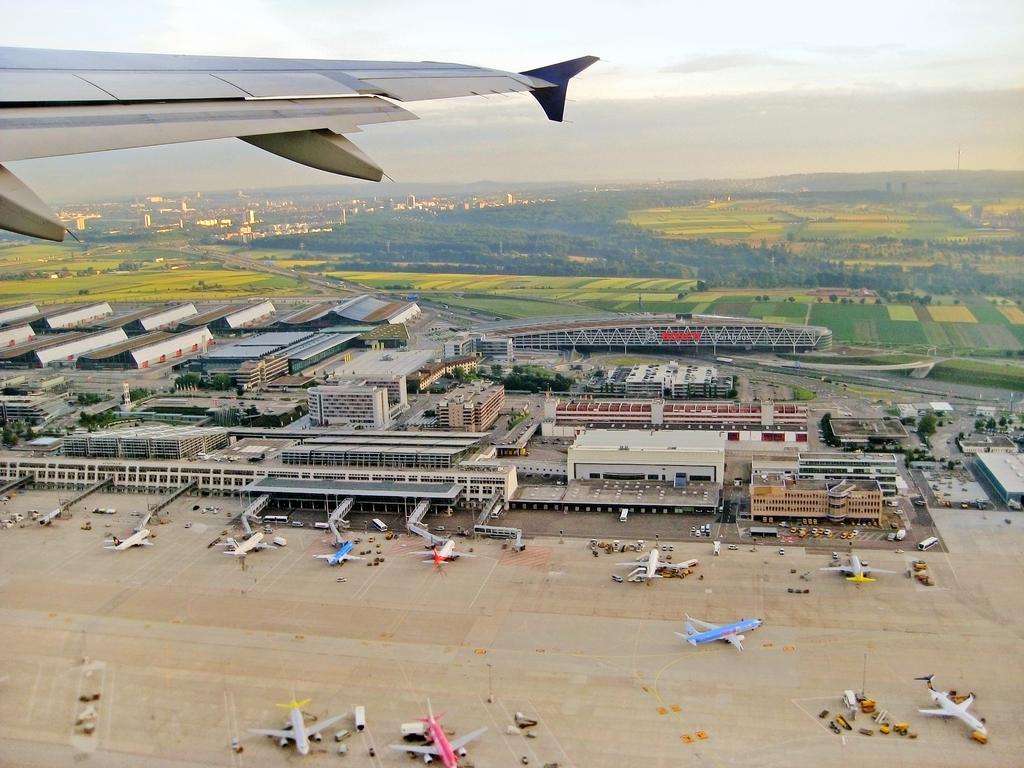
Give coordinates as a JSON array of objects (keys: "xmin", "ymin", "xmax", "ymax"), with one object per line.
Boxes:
[
  {"xmin": 820, "ymin": 552, "xmax": 895, "ymax": 583},
  {"xmin": 617, "ymin": 549, "xmax": 698, "ymax": 582},
  {"xmin": 419, "ymin": 540, "xmax": 476, "ymax": 567},
  {"xmin": 223, "ymin": 531, "xmax": 273, "ymax": 557},
  {"xmin": 249, "ymin": 698, "xmax": 348, "ymax": 755},
  {"xmin": 915, "ymin": 675, "xmax": 987, "ymax": 736},
  {"xmin": 104, "ymin": 529, "xmax": 152, "ymax": 551}
]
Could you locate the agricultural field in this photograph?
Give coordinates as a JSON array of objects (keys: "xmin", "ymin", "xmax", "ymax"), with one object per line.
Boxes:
[
  {"xmin": 930, "ymin": 359, "xmax": 1024, "ymax": 390},
  {"xmin": 335, "ymin": 268, "xmax": 1024, "ymax": 352},
  {"xmin": 333, "ymin": 271, "xmax": 697, "ymax": 314},
  {"xmin": 0, "ymin": 243, "xmax": 308, "ymax": 303},
  {"xmin": 627, "ymin": 199, "xmax": 1015, "ymax": 244}
]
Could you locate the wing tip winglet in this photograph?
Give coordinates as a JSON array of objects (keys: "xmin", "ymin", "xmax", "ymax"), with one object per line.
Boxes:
[{"xmin": 520, "ymin": 55, "xmax": 599, "ymax": 122}]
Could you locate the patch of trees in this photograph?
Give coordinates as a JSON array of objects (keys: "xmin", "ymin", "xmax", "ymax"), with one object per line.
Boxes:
[{"xmin": 502, "ymin": 365, "xmax": 573, "ymax": 393}]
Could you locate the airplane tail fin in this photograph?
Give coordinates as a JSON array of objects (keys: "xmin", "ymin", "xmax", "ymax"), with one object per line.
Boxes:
[
  {"xmin": 278, "ymin": 698, "xmax": 311, "ymax": 710},
  {"xmin": 847, "ymin": 574, "xmax": 875, "ymax": 583},
  {"xmin": 520, "ymin": 56, "xmax": 599, "ymax": 122},
  {"xmin": 914, "ymin": 674, "xmax": 935, "ymax": 687},
  {"xmin": 683, "ymin": 619, "xmax": 697, "ymax": 639},
  {"xmin": 112, "ymin": 536, "xmax": 121, "ymax": 546}
]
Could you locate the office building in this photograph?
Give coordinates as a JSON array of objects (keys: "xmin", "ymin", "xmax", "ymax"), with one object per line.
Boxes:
[
  {"xmin": 749, "ymin": 471, "xmax": 883, "ymax": 525},
  {"xmin": 797, "ymin": 451, "xmax": 898, "ymax": 496},
  {"xmin": 437, "ymin": 382, "xmax": 505, "ymax": 432},
  {"xmin": 308, "ymin": 384, "xmax": 391, "ymax": 428},
  {"xmin": 64, "ymin": 425, "xmax": 229, "ymax": 459}
]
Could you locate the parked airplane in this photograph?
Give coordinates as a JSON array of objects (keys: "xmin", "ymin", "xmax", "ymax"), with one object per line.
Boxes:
[
  {"xmin": 617, "ymin": 549, "xmax": 697, "ymax": 582},
  {"xmin": 915, "ymin": 675, "xmax": 987, "ymax": 736},
  {"xmin": 223, "ymin": 531, "xmax": 273, "ymax": 557},
  {"xmin": 249, "ymin": 698, "xmax": 348, "ymax": 755},
  {"xmin": 389, "ymin": 701, "xmax": 486, "ymax": 767},
  {"xmin": 0, "ymin": 46, "xmax": 596, "ymax": 241},
  {"xmin": 820, "ymin": 552, "xmax": 895, "ymax": 582},
  {"xmin": 313, "ymin": 540, "xmax": 362, "ymax": 566},
  {"xmin": 676, "ymin": 615, "xmax": 763, "ymax": 652},
  {"xmin": 104, "ymin": 529, "xmax": 152, "ymax": 551},
  {"xmin": 421, "ymin": 540, "xmax": 475, "ymax": 567}
]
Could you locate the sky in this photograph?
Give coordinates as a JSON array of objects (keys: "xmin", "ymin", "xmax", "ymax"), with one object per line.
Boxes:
[{"xmin": 4, "ymin": 0, "xmax": 1023, "ymax": 199}]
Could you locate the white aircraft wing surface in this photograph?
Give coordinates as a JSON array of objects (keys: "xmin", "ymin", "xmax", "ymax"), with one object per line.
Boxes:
[
  {"xmin": 685, "ymin": 616, "xmax": 720, "ymax": 631},
  {"xmin": 391, "ymin": 744, "xmax": 440, "ymax": 756},
  {"xmin": 448, "ymin": 726, "xmax": 487, "ymax": 751},
  {"xmin": 725, "ymin": 635, "xmax": 745, "ymax": 651},
  {"xmin": 249, "ymin": 727, "xmax": 294, "ymax": 738},
  {"xmin": 304, "ymin": 712, "xmax": 348, "ymax": 737},
  {"xmin": 0, "ymin": 46, "xmax": 597, "ymax": 240},
  {"xmin": 919, "ymin": 708, "xmax": 952, "ymax": 716}
]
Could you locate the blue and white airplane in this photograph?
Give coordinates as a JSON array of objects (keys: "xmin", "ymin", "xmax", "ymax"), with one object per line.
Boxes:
[
  {"xmin": 676, "ymin": 615, "xmax": 764, "ymax": 652},
  {"xmin": 313, "ymin": 540, "xmax": 363, "ymax": 566}
]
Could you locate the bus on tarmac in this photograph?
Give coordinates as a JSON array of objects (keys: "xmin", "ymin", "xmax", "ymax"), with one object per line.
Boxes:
[
  {"xmin": 263, "ymin": 515, "xmax": 289, "ymax": 524},
  {"xmin": 917, "ymin": 536, "xmax": 939, "ymax": 551},
  {"xmin": 371, "ymin": 518, "xmax": 388, "ymax": 532}
]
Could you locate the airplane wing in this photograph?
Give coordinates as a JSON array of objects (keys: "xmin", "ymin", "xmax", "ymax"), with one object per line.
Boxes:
[
  {"xmin": 919, "ymin": 708, "xmax": 952, "ymax": 717},
  {"xmin": 685, "ymin": 616, "xmax": 721, "ymax": 631},
  {"xmin": 304, "ymin": 712, "xmax": 348, "ymax": 738},
  {"xmin": 819, "ymin": 566, "xmax": 849, "ymax": 573},
  {"xmin": 390, "ymin": 744, "xmax": 440, "ymax": 757},
  {"xmin": 956, "ymin": 695, "xmax": 975, "ymax": 711},
  {"xmin": 725, "ymin": 635, "xmax": 745, "ymax": 652},
  {"xmin": 448, "ymin": 726, "xmax": 487, "ymax": 751},
  {"xmin": 249, "ymin": 727, "xmax": 295, "ymax": 739},
  {"xmin": 862, "ymin": 567, "xmax": 897, "ymax": 575},
  {"xmin": 0, "ymin": 46, "xmax": 597, "ymax": 240}
]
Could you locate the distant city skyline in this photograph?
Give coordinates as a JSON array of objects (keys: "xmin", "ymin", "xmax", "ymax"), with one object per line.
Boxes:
[{"xmin": 5, "ymin": 0, "xmax": 1023, "ymax": 198}]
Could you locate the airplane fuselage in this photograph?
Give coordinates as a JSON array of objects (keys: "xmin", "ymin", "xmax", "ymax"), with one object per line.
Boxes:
[
  {"xmin": 426, "ymin": 716, "xmax": 459, "ymax": 768},
  {"xmin": 228, "ymin": 531, "xmax": 264, "ymax": 556},
  {"xmin": 327, "ymin": 541, "xmax": 353, "ymax": 565},
  {"xmin": 108, "ymin": 528, "xmax": 150, "ymax": 550},
  {"xmin": 688, "ymin": 618, "xmax": 763, "ymax": 646},
  {"xmin": 290, "ymin": 706, "xmax": 311, "ymax": 755},
  {"xmin": 929, "ymin": 691, "xmax": 986, "ymax": 734}
]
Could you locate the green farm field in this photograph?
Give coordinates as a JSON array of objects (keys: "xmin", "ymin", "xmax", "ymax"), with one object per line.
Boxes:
[
  {"xmin": 628, "ymin": 199, "xmax": 1013, "ymax": 244},
  {"xmin": 335, "ymin": 269, "xmax": 1024, "ymax": 352},
  {"xmin": 333, "ymin": 271, "xmax": 697, "ymax": 315},
  {"xmin": 0, "ymin": 243, "xmax": 308, "ymax": 303}
]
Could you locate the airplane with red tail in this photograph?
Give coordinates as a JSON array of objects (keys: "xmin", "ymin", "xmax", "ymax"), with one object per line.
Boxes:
[{"xmin": 390, "ymin": 700, "xmax": 486, "ymax": 766}]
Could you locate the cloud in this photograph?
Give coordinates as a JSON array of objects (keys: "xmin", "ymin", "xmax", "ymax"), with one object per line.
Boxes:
[{"xmin": 661, "ymin": 53, "xmax": 795, "ymax": 75}]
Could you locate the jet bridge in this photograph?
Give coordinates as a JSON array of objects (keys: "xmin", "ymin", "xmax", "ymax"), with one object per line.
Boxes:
[
  {"xmin": 327, "ymin": 497, "xmax": 354, "ymax": 545},
  {"xmin": 238, "ymin": 494, "xmax": 270, "ymax": 536},
  {"xmin": 406, "ymin": 499, "xmax": 447, "ymax": 546},
  {"xmin": 473, "ymin": 494, "xmax": 524, "ymax": 551},
  {"xmin": 149, "ymin": 480, "xmax": 197, "ymax": 515}
]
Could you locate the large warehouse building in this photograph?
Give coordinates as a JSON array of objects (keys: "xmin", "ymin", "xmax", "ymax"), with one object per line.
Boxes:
[
  {"xmin": 0, "ymin": 304, "xmax": 39, "ymax": 326},
  {"xmin": 75, "ymin": 327, "xmax": 213, "ymax": 369},
  {"xmin": 974, "ymin": 452, "xmax": 1024, "ymax": 505},
  {"xmin": 271, "ymin": 295, "xmax": 420, "ymax": 330},
  {"xmin": 182, "ymin": 301, "xmax": 275, "ymax": 332},
  {"xmin": 471, "ymin": 314, "xmax": 832, "ymax": 355},
  {"xmin": 567, "ymin": 429, "xmax": 726, "ymax": 484},
  {"xmin": 98, "ymin": 303, "xmax": 198, "ymax": 333},
  {"xmin": 0, "ymin": 328, "xmax": 128, "ymax": 368}
]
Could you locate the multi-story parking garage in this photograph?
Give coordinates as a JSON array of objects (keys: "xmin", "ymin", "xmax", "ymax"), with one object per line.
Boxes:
[{"xmin": 474, "ymin": 313, "xmax": 832, "ymax": 354}]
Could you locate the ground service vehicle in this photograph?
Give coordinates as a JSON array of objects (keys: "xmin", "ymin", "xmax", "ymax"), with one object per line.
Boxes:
[
  {"xmin": 371, "ymin": 518, "xmax": 388, "ymax": 532},
  {"xmin": 918, "ymin": 536, "xmax": 939, "ymax": 551}
]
